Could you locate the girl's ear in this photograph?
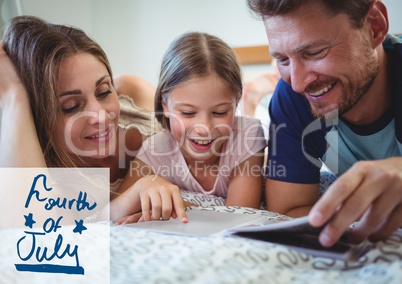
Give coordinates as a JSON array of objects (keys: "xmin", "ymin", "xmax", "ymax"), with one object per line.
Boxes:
[
  {"xmin": 366, "ymin": 0, "xmax": 389, "ymax": 48},
  {"xmin": 162, "ymin": 98, "xmax": 170, "ymax": 118}
]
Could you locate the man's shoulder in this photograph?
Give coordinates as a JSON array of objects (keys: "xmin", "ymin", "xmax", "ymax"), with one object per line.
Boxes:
[
  {"xmin": 383, "ymin": 33, "xmax": 402, "ymax": 50},
  {"xmin": 272, "ymin": 79, "xmax": 311, "ymax": 110},
  {"xmin": 270, "ymin": 79, "xmax": 317, "ymax": 126}
]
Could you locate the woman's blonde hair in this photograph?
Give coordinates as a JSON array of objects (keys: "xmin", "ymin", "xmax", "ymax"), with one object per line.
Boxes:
[{"xmin": 3, "ymin": 15, "xmax": 155, "ymax": 168}]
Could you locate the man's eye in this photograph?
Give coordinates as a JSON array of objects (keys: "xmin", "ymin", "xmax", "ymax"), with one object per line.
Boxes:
[
  {"xmin": 276, "ymin": 57, "xmax": 289, "ymax": 66},
  {"xmin": 306, "ymin": 49, "xmax": 326, "ymax": 58}
]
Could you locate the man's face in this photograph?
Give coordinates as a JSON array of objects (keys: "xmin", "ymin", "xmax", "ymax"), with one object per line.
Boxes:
[{"xmin": 265, "ymin": 1, "xmax": 378, "ymax": 120}]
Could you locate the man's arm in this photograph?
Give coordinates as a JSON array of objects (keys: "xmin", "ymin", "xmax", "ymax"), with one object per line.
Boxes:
[{"xmin": 265, "ymin": 178, "xmax": 319, "ymax": 217}]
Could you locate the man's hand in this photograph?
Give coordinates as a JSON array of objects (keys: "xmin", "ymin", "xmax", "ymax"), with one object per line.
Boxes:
[{"xmin": 309, "ymin": 157, "xmax": 402, "ymax": 247}]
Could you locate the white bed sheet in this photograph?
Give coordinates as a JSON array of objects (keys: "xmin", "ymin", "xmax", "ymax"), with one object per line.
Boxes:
[
  {"xmin": 109, "ymin": 205, "xmax": 402, "ymax": 284},
  {"xmin": 2, "ymin": 188, "xmax": 402, "ymax": 284}
]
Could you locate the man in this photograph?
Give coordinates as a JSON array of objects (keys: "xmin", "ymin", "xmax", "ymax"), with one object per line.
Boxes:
[{"xmin": 248, "ymin": 0, "xmax": 402, "ymax": 247}]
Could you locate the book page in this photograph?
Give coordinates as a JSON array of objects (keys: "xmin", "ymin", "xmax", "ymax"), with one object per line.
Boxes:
[
  {"xmin": 123, "ymin": 209, "xmax": 266, "ymax": 236},
  {"xmin": 123, "ymin": 210, "xmax": 373, "ymax": 261}
]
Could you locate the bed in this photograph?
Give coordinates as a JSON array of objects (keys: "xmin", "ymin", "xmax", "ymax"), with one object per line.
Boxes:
[
  {"xmin": 1, "ymin": 172, "xmax": 402, "ymax": 284},
  {"xmin": 2, "ymin": 56, "xmax": 401, "ymax": 283}
]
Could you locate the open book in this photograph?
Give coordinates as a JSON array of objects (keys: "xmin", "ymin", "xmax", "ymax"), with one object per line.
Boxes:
[
  {"xmin": 123, "ymin": 209, "xmax": 373, "ymax": 261},
  {"xmin": 222, "ymin": 215, "xmax": 373, "ymax": 261}
]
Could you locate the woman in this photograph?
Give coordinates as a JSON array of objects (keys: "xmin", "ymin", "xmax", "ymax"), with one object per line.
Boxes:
[{"xmin": 0, "ymin": 15, "xmax": 157, "ymax": 195}]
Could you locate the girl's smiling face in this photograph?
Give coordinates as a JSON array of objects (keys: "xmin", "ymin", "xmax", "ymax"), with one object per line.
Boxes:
[
  {"xmin": 55, "ymin": 52, "xmax": 120, "ymax": 162},
  {"xmin": 162, "ymin": 73, "xmax": 237, "ymax": 163}
]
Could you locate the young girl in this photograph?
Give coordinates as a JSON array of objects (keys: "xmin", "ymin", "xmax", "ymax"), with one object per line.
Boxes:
[{"xmin": 113, "ymin": 32, "xmax": 267, "ymax": 223}]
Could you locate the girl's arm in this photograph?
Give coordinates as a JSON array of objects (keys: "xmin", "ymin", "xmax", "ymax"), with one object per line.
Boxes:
[
  {"xmin": 225, "ymin": 150, "xmax": 264, "ymax": 209},
  {"xmin": 108, "ymin": 158, "xmax": 188, "ymax": 223},
  {"xmin": 0, "ymin": 42, "xmax": 46, "ymax": 167}
]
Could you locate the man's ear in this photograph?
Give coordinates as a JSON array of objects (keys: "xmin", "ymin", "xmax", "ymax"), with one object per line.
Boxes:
[{"xmin": 366, "ymin": 0, "xmax": 389, "ymax": 48}]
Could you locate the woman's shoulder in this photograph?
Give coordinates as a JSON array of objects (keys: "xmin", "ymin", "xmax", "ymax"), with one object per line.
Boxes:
[
  {"xmin": 114, "ymin": 74, "xmax": 155, "ymax": 112},
  {"xmin": 121, "ymin": 127, "xmax": 144, "ymax": 153}
]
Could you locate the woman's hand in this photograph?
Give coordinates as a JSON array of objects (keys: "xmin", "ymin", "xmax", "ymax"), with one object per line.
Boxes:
[
  {"xmin": 0, "ymin": 41, "xmax": 27, "ymax": 107},
  {"xmin": 0, "ymin": 41, "xmax": 46, "ymax": 167}
]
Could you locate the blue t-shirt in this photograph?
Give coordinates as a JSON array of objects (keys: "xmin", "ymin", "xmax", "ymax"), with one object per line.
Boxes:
[{"xmin": 267, "ymin": 34, "xmax": 402, "ymax": 184}]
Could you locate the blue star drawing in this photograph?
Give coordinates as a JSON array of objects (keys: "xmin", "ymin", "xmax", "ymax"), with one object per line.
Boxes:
[
  {"xmin": 73, "ymin": 219, "xmax": 87, "ymax": 234},
  {"xmin": 24, "ymin": 213, "xmax": 36, "ymax": 228}
]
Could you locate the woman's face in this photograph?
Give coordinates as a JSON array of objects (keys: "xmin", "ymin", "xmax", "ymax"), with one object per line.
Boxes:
[{"xmin": 55, "ymin": 52, "xmax": 120, "ymax": 161}]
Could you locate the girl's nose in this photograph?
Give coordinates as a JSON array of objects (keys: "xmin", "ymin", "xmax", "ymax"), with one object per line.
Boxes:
[
  {"xmin": 193, "ymin": 123, "xmax": 210, "ymax": 136},
  {"xmin": 196, "ymin": 114, "xmax": 215, "ymax": 134}
]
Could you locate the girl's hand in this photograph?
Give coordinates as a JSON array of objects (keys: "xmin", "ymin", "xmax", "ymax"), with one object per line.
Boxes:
[
  {"xmin": 116, "ymin": 212, "xmax": 144, "ymax": 225},
  {"xmin": 136, "ymin": 175, "xmax": 188, "ymax": 223}
]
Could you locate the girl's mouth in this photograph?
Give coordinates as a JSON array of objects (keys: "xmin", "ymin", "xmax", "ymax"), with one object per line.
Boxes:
[
  {"xmin": 191, "ymin": 139, "xmax": 213, "ymax": 145},
  {"xmin": 189, "ymin": 138, "xmax": 215, "ymax": 150}
]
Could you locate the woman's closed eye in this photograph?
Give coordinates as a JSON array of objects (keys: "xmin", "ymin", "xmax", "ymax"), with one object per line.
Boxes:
[
  {"xmin": 97, "ymin": 89, "xmax": 112, "ymax": 99},
  {"xmin": 62, "ymin": 102, "xmax": 80, "ymax": 114},
  {"xmin": 96, "ymin": 81, "xmax": 113, "ymax": 100}
]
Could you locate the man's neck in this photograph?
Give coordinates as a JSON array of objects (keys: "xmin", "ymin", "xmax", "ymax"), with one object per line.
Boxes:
[{"xmin": 342, "ymin": 47, "xmax": 392, "ymax": 126}]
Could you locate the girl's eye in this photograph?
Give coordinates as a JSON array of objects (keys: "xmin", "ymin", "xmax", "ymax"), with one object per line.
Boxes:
[
  {"xmin": 181, "ymin": 111, "xmax": 195, "ymax": 117},
  {"xmin": 213, "ymin": 112, "xmax": 227, "ymax": 117},
  {"xmin": 62, "ymin": 104, "xmax": 80, "ymax": 114}
]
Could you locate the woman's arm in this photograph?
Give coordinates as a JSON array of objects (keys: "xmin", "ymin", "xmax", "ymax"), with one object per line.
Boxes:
[
  {"xmin": 0, "ymin": 42, "xmax": 46, "ymax": 167},
  {"xmin": 113, "ymin": 74, "xmax": 155, "ymax": 112},
  {"xmin": 225, "ymin": 150, "xmax": 264, "ymax": 209}
]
